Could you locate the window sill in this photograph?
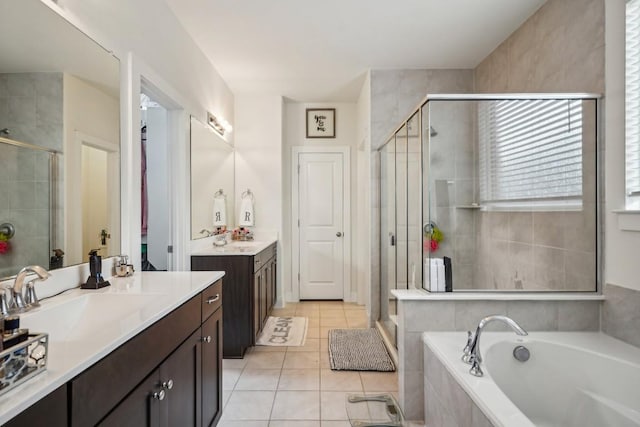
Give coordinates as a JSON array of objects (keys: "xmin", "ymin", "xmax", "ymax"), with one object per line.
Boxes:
[{"xmin": 612, "ymin": 210, "xmax": 640, "ymax": 231}]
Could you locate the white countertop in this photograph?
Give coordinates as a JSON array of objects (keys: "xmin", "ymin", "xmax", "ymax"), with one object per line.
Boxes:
[
  {"xmin": 191, "ymin": 238, "xmax": 277, "ymax": 256},
  {"xmin": 0, "ymin": 271, "xmax": 224, "ymax": 425},
  {"xmin": 391, "ymin": 288, "xmax": 605, "ymax": 301}
]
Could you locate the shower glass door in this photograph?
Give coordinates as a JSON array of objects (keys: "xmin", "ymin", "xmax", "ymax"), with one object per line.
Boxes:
[
  {"xmin": 379, "ymin": 137, "xmax": 396, "ymax": 341},
  {"xmin": 407, "ymin": 112, "xmax": 422, "ymax": 289},
  {"xmin": 395, "ymin": 123, "xmax": 408, "ymax": 294}
]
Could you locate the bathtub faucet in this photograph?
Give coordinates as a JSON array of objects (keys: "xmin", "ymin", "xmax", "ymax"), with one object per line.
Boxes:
[{"xmin": 465, "ymin": 315, "xmax": 528, "ymax": 377}]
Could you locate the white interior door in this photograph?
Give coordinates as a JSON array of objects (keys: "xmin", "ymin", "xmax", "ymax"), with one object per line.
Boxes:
[{"xmin": 298, "ymin": 152, "xmax": 345, "ymax": 300}]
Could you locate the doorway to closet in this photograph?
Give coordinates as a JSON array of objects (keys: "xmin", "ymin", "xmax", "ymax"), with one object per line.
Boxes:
[{"xmin": 140, "ymin": 92, "xmax": 171, "ymax": 271}]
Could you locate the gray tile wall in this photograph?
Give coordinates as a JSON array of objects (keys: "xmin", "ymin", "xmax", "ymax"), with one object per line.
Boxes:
[
  {"xmin": 470, "ymin": 0, "xmax": 605, "ymax": 291},
  {"xmin": 369, "ymin": 70, "xmax": 474, "ymax": 325},
  {"xmin": 0, "ymin": 73, "xmax": 63, "ymax": 277},
  {"xmin": 424, "ymin": 342, "xmax": 493, "ymax": 427},
  {"xmin": 398, "ymin": 298, "xmax": 601, "ymax": 420},
  {"xmin": 602, "ymin": 283, "xmax": 640, "ymax": 348}
]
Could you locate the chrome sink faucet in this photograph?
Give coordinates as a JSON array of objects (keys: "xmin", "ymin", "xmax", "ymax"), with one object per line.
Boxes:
[
  {"xmin": 462, "ymin": 315, "xmax": 527, "ymax": 377},
  {"xmin": 6, "ymin": 265, "xmax": 51, "ymax": 314}
]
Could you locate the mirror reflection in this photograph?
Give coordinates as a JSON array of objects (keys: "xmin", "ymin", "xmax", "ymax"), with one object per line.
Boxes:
[
  {"xmin": 190, "ymin": 117, "xmax": 235, "ymax": 240},
  {"xmin": 0, "ymin": 0, "xmax": 120, "ymax": 278}
]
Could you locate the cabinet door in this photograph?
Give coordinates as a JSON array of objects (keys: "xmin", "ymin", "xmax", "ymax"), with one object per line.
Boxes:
[
  {"xmin": 266, "ymin": 262, "xmax": 273, "ymax": 317},
  {"xmin": 202, "ymin": 308, "xmax": 223, "ymax": 427},
  {"xmin": 99, "ymin": 371, "xmax": 161, "ymax": 427},
  {"xmin": 261, "ymin": 265, "xmax": 268, "ymax": 327},
  {"xmin": 5, "ymin": 385, "xmax": 67, "ymax": 427},
  {"xmin": 253, "ymin": 270, "xmax": 261, "ymax": 341},
  {"xmin": 161, "ymin": 328, "xmax": 202, "ymax": 427},
  {"xmin": 270, "ymin": 258, "xmax": 277, "ymax": 312}
]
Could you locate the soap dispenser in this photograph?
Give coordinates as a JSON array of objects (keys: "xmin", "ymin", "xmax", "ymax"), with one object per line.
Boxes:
[{"xmin": 82, "ymin": 249, "xmax": 111, "ymax": 289}]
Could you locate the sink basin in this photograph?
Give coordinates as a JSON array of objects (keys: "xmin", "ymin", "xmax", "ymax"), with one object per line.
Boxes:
[{"xmin": 21, "ymin": 293, "xmax": 168, "ymax": 343}]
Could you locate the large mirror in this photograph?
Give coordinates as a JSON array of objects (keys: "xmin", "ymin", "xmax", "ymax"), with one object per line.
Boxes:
[
  {"xmin": 0, "ymin": 0, "xmax": 120, "ymax": 278},
  {"xmin": 190, "ymin": 117, "xmax": 235, "ymax": 239}
]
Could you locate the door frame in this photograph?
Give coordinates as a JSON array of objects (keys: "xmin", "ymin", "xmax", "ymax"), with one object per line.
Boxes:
[
  {"xmin": 67, "ymin": 131, "xmax": 120, "ymax": 264},
  {"xmin": 139, "ymin": 77, "xmax": 183, "ymax": 271},
  {"xmin": 291, "ymin": 146, "xmax": 351, "ymax": 301}
]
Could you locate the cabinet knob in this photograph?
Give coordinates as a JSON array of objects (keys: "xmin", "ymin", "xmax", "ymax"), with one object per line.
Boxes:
[
  {"xmin": 205, "ymin": 294, "xmax": 220, "ymax": 304},
  {"xmin": 152, "ymin": 390, "xmax": 166, "ymax": 401},
  {"xmin": 336, "ymin": 232, "xmax": 343, "ymax": 237},
  {"xmin": 162, "ymin": 379, "xmax": 174, "ymax": 390},
  {"xmin": 201, "ymin": 335, "xmax": 212, "ymax": 343}
]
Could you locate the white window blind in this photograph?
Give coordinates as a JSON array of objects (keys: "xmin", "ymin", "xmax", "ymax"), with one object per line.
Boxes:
[
  {"xmin": 479, "ymin": 99, "xmax": 584, "ymax": 205},
  {"xmin": 626, "ymin": 0, "xmax": 640, "ymax": 197}
]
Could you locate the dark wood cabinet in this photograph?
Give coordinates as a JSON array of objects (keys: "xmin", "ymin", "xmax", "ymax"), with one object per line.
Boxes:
[
  {"xmin": 192, "ymin": 243, "xmax": 277, "ymax": 358},
  {"xmin": 100, "ymin": 283, "xmax": 222, "ymax": 427},
  {"xmin": 4, "ymin": 279, "xmax": 224, "ymax": 427},
  {"xmin": 162, "ymin": 328, "xmax": 202, "ymax": 427},
  {"xmin": 99, "ymin": 369, "xmax": 161, "ymax": 427},
  {"xmin": 3, "ymin": 385, "xmax": 67, "ymax": 427},
  {"xmin": 202, "ymin": 307, "xmax": 223, "ymax": 427}
]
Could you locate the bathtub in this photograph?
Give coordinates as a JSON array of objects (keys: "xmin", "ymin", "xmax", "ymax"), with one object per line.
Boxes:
[{"xmin": 422, "ymin": 331, "xmax": 640, "ymax": 427}]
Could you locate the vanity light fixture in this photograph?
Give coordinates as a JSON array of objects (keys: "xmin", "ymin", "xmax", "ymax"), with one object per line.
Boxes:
[{"xmin": 207, "ymin": 112, "xmax": 233, "ymax": 136}]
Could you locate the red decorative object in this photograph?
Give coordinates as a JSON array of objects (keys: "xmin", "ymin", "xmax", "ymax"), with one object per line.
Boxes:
[
  {"xmin": 0, "ymin": 241, "xmax": 9, "ymax": 254},
  {"xmin": 429, "ymin": 239, "xmax": 439, "ymax": 252}
]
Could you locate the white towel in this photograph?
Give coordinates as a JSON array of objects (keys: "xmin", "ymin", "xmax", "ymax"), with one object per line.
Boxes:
[
  {"xmin": 213, "ymin": 196, "xmax": 227, "ymax": 226},
  {"xmin": 238, "ymin": 195, "xmax": 255, "ymax": 226}
]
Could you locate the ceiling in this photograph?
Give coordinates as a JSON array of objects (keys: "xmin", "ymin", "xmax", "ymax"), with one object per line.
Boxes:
[
  {"xmin": 0, "ymin": 0, "xmax": 119, "ymax": 97},
  {"xmin": 165, "ymin": 0, "xmax": 546, "ymax": 102}
]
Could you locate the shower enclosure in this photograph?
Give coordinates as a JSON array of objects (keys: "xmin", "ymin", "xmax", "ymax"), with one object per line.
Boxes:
[
  {"xmin": 0, "ymin": 136, "xmax": 58, "ymax": 278},
  {"xmin": 378, "ymin": 94, "xmax": 600, "ymax": 345}
]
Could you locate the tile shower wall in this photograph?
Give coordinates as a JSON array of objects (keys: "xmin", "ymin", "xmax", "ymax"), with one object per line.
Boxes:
[
  {"xmin": 0, "ymin": 73, "xmax": 63, "ymax": 277},
  {"xmin": 370, "ymin": 69, "xmax": 474, "ymax": 324},
  {"xmin": 427, "ymin": 101, "xmax": 476, "ymax": 289},
  {"xmin": 470, "ymin": 0, "xmax": 605, "ymax": 291}
]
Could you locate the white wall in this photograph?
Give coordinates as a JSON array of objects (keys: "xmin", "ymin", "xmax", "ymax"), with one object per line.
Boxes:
[
  {"xmin": 42, "ymin": 0, "xmax": 235, "ymax": 273},
  {"xmin": 234, "ymin": 95, "xmax": 284, "ymax": 302},
  {"xmin": 64, "ymin": 73, "xmax": 120, "ymax": 265},
  {"xmin": 282, "ymin": 101, "xmax": 361, "ymax": 302},
  {"xmin": 605, "ymin": 0, "xmax": 640, "ymax": 291}
]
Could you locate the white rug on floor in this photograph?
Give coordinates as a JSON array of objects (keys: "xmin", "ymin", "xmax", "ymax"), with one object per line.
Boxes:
[{"xmin": 256, "ymin": 316, "xmax": 308, "ymax": 346}]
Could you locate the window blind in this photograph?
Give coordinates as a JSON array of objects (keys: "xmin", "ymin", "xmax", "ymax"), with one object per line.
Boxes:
[
  {"xmin": 479, "ymin": 99, "xmax": 583, "ymax": 204},
  {"xmin": 626, "ymin": 0, "xmax": 640, "ymax": 197}
]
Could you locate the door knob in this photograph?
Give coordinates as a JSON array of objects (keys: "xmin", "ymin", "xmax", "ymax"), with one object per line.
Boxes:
[
  {"xmin": 336, "ymin": 232, "xmax": 342, "ymax": 237},
  {"xmin": 162, "ymin": 379, "xmax": 174, "ymax": 390}
]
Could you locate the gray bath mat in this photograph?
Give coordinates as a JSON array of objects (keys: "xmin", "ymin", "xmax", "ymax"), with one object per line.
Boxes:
[{"xmin": 328, "ymin": 328, "xmax": 395, "ymax": 372}]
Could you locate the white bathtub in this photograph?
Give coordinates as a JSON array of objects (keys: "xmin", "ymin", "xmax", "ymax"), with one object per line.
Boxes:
[{"xmin": 422, "ymin": 332, "xmax": 640, "ymax": 427}]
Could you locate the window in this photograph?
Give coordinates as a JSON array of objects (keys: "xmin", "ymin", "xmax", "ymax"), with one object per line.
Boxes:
[
  {"xmin": 478, "ymin": 99, "xmax": 583, "ymax": 208},
  {"xmin": 626, "ymin": 0, "xmax": 640, "ymax": 207}
]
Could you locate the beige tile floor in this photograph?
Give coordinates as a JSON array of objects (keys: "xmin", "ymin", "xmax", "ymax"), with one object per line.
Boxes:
[{"xmin": 219, "ymin": 301, "xmax": 403, "ymax": 427}]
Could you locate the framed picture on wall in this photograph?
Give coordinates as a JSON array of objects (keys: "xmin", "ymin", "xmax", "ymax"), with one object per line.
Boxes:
[{"xmin": 306, "ymin": 108, "xmax": 336, "ymax": 138}]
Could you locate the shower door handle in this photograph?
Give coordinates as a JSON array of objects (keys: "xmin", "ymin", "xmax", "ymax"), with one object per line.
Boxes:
[{"xmin": 390, "ymin": 234, "xmax": 395, "ymax": 246}]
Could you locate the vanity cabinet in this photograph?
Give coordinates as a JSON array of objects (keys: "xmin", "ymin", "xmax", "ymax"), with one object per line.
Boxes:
[
  {"xmin": 72, "ymin": 279, "xmax": 223, "ymax": 427},
  {"xmin": 3, "ymin": 385, "xmax": 67, "ymax": 427},
  {"xmin": 192, "ymin": 243, "xmax": 277, "ymax": 358}
]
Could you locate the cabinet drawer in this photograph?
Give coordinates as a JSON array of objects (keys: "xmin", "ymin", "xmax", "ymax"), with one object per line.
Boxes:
[
  {"xmin": 253, "ymin": 244, "xmax": 276, "ymax": 272},
  {"xmin": 202, "ymin": 279, "xmax": 222, "ymax": 321}
]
